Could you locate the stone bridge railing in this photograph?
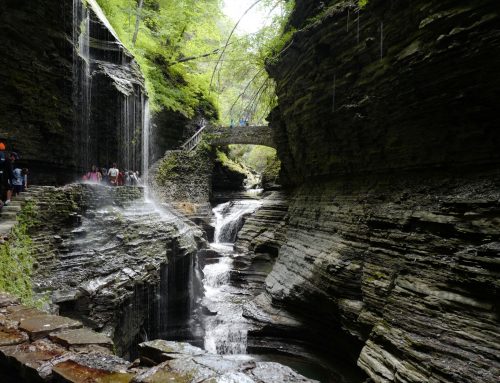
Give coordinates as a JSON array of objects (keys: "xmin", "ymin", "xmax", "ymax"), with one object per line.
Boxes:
[{"xmin": 181, "ymin": 125, "xmax": 275, "ymax": 151}]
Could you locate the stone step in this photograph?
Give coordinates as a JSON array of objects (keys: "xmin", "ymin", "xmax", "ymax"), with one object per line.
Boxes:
[
  {"xmin": 12, "ymin": 194, "xmax": 29, "ymax": 202},
  {"xmin": 5, "ymin": 200, "xmax": 23, "ymax": 207},
  {"xmin": 2, "ymin": 204, "xmax": 21, "ymax": 212},
  {"xmin": 0, "ymin": 211, "xmax": 18, "ymax": 219},
  {"xmin": 0, "ymin": 222, "xmax": 15, "ymax": 236}
]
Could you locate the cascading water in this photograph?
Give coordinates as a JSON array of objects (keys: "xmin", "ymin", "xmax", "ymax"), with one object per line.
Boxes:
[
  {"xmin": 202, "ymin": 200, "xmax": 262, "ymax": 354},
  {"xmin": 142, "ymin": 97, "xmax": 151, "ymax": 190},
  {"xmin": 73, "ymin": 0, "xmax": 91, "ymax": 172},
  {"xmin": 72, "ymin": 0, "xmax": 148, "ymax": 174}
]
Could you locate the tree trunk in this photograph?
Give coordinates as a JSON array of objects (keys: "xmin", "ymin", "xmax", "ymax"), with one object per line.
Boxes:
[{"xmin": 132, "ymin": 0, "xmax": 144, "ymax": 46}]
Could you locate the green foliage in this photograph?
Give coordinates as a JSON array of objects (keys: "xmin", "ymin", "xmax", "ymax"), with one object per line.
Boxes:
[
  {"xmin": 359, "ymin": 0, "xmax": 369, "ymax": 9},
  {"xmin": 227, "ymin": 144, "xmax": 280, "ymax": 177},
  {"xmin": 211, "ymin": 0, "xmax": 295, "ymax": 125},
  {"xmin": 96, "ymin": 0, "xmax": 224, "ymax": 117},
  {"xmin": 97, "ymin": 0, "xmax": 297, "ymax": 125},
  {"xmin": 0, "ymin": 201, "xmax": 43, "ymax": 307},
  {"xmin": 216, "ymin": 149, "xmax": 247, "ymax": 175},
  {"xmin": 156, "ymin": 144, "xmax": 214, "ymax": 185},
  {"xmin": 156, "ymin": 153, "xmax": 180, "ymax": 184}
]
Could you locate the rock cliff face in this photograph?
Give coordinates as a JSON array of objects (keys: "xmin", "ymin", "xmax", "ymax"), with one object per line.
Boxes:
[
  {"xmin": 244, "ymin": 0, "xmax": 500, "ymax": 382},
  {"xmin": 269, "ymin": 0, "xmax": 500, "ymax": 184},
  {"xmin": 25, "ymin": 184, "xmax": 204, "ymax": 357},
  {"xmin": 0, "ymin": 0, "xmax": 147, "ymax": 184}
]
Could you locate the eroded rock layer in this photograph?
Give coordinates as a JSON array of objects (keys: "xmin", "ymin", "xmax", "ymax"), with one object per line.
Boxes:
[
  {"xmin": 252, "ymin": 0, "xmax": 500, "ymax": 382},
  {"xmin": 26, "ymin": 184, "xmax": 204, "ymax": 357},
  {"xmin": 269, "ymin": 0, "xmax": 500, "ymax": 183},
  {"xmin": 0, "ymin": 0, "xmax": 147, "ymax": 183}
]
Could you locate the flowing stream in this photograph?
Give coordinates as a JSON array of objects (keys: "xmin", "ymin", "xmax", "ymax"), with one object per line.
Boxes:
[{"xmin": 202, "ymin": 200, "xmax": 262, "ymax": 354}]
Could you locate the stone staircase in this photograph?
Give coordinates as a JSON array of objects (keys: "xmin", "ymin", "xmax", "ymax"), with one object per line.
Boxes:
[{"xmin": 0, "ymin": 187, "xmax": 43, "ymax": 239}]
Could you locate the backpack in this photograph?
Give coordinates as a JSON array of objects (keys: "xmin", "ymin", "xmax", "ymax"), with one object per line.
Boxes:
[{"xmin": 0, "ymin": 152, "xmax": 5, "ymax": 174}]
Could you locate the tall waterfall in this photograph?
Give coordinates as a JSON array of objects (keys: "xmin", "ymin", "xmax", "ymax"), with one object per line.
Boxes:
[
  {"xmin": 73, "ymin": 0, "xmax": 91, "ymax": 172},
  {"xmin": 72, "ymin": 0, "xmax": 147, "ymax": 174},
  {"xmin": 142, "ymin": 98, "xmax": 151, "ymax": 188},
  {"xmin": 203, "ymin": 200, "xmax": 262, "ymax": 354}
]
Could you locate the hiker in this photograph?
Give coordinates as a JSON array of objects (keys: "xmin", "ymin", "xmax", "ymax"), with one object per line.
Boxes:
[
  {"xmin": 101, "ymin": 167, "xmax": 108, "ymax": 184},
  {"xmin": 108, "ymin": 163, "xmax": 119, "ymax": 186},
  {"xmin": 86, "ymin": 165, "xmax": 102, "ymax": 183},
  {"xmin": 11, "ymin": 156, "xmax": 23, "ymax": 197},
  {"xmin": 129, "ymin": 171, "xmax": 139, "ymax": 185},
  {"xmin": 124, "ymin": 170, "xmax": 132, "ymax": 186},
  {"xmin": 117, "ymin": 170, "xmax": 125, "ymax": 186},
  {"xmin": 0, "ymin": 142, "xmax": 9, "ymax": 206},
  {"xmin": 0, "ymin": 144, "xmax": 13, "ymax": 205},
  {"xmin": 22, "ymin": 168, "xmax": 29, "ymax": 191},
  {"xmin": 239, "ymin": 118, "xmax": 245, "ymax": 127}
]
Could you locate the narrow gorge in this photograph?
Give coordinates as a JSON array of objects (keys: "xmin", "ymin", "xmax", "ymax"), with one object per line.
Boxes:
[{"xmin": 0, "ymin": 0, "xmax": 499, "ymax": 382}]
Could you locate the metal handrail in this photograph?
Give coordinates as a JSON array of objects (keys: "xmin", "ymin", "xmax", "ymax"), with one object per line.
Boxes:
[{"xmin": 181, "ymin": 125, "xmax": 206, "ymax": 151}]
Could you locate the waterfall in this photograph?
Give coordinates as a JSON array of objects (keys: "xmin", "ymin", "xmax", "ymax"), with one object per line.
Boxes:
[
  {"xmin": 213, "ymin": 201, "xmax": 262, "ymax": 244},
  {"xmin": 202, "ymin": 200, "xmax": 262, "ymax": 354},
  {"xmin": 142, "ymin": 98, "xmax": 151, "ymax": 190},
  {"xmin": 73, "ymin": 0, "xmax": 91, "ymax": 172},
  {"xmin": 72, "ymin": 0, "xmax": 147, "ymax": 174}
]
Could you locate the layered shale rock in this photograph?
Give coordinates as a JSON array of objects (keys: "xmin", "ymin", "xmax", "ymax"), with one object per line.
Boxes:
[
  {"xmin": 0, "ymin": 0, "xmax": 147, "ymax": 184},
  {"xmin": 245, "ymin": 0, "xmax": 500, "ymax": 382},
  {"xmin": 24, "ymin": 184, "xmax": 204, "ymax": 357},
  {"xmin": 269, "ymin": 0, "xmax": 500, "ymax": 184},
  {"xmin": 1, "ymin": 293, "xmax": 317, "ymax": 383}
]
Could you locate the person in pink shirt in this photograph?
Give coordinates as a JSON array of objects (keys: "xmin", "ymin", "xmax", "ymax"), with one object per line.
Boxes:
[{"xmin": 86, "ymin": 165, "xmax": 102, "ymax": 183}]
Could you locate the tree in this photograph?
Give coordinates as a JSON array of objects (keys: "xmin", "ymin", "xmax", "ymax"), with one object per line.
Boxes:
[{"xmin": 131, "ymin": 0, "xmax": 144, "ymax": 45}]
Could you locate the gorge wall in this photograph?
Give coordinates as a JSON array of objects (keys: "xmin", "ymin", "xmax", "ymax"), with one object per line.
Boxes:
[
  {"xmin": 0, "ymin": 0, "xmax": 147, "ymax": 184},
  {"xmin": 241, "ymin": 0, "xmax": 500, "ymax": 382}
]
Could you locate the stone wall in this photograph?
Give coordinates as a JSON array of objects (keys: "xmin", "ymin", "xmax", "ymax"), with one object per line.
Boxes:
[
  {"xmin": 149, "ymin": 149, "xmax": 214, "ymax": 219},
  {"xmin": 0, "ymin": 0, "xmax": 75, "ymax": 184}
]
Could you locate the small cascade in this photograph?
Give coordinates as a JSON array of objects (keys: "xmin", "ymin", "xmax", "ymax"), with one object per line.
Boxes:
[
  {"xmin": 213, "ymin": 201, "xmax": 262, "ymax": 244},
  {"xmin": 202, "ymin": 199, "xmax": 262, "ymax": 355}
]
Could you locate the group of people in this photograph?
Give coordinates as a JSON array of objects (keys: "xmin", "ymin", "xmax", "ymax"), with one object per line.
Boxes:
[
  {"xmin": 229, "ymin": 118, "xmax": 250, "ymax": 128},
  {"xmin": 0, "ymin": 142, "xmax": 29, "ymax": 209},
  {"xmin": 82, "ymin": 163, "xmax": 141, "ymax": 186}
]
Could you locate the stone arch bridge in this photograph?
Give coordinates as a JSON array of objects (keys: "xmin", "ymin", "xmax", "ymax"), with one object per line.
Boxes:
[{"xmin": 181, "ymin": 125, "xmax": 275, "ymax": 151}]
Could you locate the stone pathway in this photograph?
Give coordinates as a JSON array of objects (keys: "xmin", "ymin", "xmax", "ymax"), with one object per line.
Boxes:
[{"xmin": 0, "ymin": 187, "xmax": 44, "ymax": 240}]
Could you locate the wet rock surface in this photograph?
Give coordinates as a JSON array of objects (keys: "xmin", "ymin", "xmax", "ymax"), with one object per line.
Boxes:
[
  {"xmin": 135, "ymin": 340, "xmax": 318, "ymax": 383},
  {"xmin": 0, "ymin": 0, "xmax": 147, "ymax": 183},
  {"xmin": 241, "ymin": 171, "xmax": 500, "ymax": 383},
  {"xmin": 25, "ymin": 184, "xmax": 204, "ymax": 356},
  {"xmin": 0, "ymin": 293, "xmax": 317, "ymax": 383},
  {"xmin": 270, "ymin": 0, "xmax": 500, "ymax": 184}
]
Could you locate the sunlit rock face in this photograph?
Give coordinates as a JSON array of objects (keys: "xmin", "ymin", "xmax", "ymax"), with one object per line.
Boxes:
[
  {"xmin": 246, "ymin": 0, "xmax": 500, "ymax": 382},
  {"xmin": 0, "ymin": 0, "xmax": 147, "ymax": 184}
]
